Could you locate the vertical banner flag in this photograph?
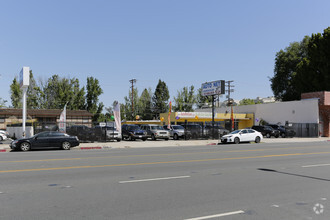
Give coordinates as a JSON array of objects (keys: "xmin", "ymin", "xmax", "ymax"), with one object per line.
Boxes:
[
  {"xmin": 167, "ymin": 101, "xmax": 172, "ymax": 129},
  {"xmin": 114, "ymin": 101, "xmax": 121, "ymax": 134},
  {"xmin": 231, "ymin": 105, "xmax": 234, "ymax": 130},
  {"xmin": 59, "ymin": 104, "xmax": 67, "ymax": 133}
]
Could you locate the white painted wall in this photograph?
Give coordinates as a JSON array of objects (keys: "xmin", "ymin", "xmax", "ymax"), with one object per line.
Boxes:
[
  {"xmin": 7, "ymin": 126, "xmax": 34, "ymax": 139},
  {"xmin": 198, "ymin": 99, "xmax": 319, "ymax": 125}
]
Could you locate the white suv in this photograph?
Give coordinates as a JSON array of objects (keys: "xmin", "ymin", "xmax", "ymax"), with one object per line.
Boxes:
[{"xmin": 140, "ymin": 124, "xmax": 170, "ymax": 141}]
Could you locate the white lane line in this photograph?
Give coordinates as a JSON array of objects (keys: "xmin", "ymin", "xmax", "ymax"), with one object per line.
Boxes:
[
  {"xmin": 302, "ymin": 164, "xmax": 330, "ymax": 168},
  {"xmin": 119, "ymin": 175, "xmax": 190, "ymax": 183},
  {"xmin": 184, "ymin": 210, "xmax": 245, "ymax": 220}
]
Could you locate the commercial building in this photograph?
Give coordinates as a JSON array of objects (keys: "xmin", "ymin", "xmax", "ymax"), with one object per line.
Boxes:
[
  {"xmin": 0, "ymin": 108, "xmax": 93, "ymax": 130},
  {"xmin": 159, "ymin": 111, "xmax": 254, "ymax": 131},
  {"xmin": 196, "ymin": 91, "xmax": 330, "ymax": 137}
]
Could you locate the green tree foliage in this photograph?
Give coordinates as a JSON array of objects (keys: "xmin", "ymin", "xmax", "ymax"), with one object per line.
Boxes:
[
  {"xmin": 137, "ymin": 88, "xmax": 153, "ymax": 120},
  {"xmin": 152, "ymin": 79, "xmax": 170, "ymax": 118},
  {"xmin": 271, "ymin": 27, "xmax": 330, "ymax": 101},
  {"xmin": 26, "ymin": 71, "xmax": 42, "ymax": 109},
  {"xmin": 173, "ymin": 86, "xmax": 196, "ymax": 112},
  {"xmin": 86, "ymin": 77, "xmax": 103, "ymax": 121},
  {"xmin": 239, "ymin": 98, "xmax": 256, "ymax": 106},
  {"xmin": 10, "ymin": 78, "xmax": 22, "ymax": 108},
  {"xmin": 295, "ymin": 27, "xmax": 330, "ymax": 94},
  {"xmin": 123, "ymin": 88, "xmax": 139, "ymax": 121},
  {"xmin": 0, "ymin": 98, "xmax": 7, "ymax": 108},
  {"xmin": 71, "ymin": 78, "xmax": 86, "ymax": 110},
  {"xmin": 270, "ymin": 36, "xmax": 310, "ymax": 101},
  {"xmin": 196, "ymin": 88, "xmax": 213, "ymax": 109},
  {"xmin": 41, "ymin": 75, "xmax": 85, "ymax": 109}
]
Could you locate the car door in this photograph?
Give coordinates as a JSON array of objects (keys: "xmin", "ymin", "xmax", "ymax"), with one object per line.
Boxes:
[
  {"xmin": 239, "ymin": 129, "xmax": 250, "ymax": 141},
  {"xmin": 49, "ymin": 132, "xmax": 66, "ymax": 148},
  {"xmin": 32, "ymin": 132, "xmax": 51, "ymax": 149}
]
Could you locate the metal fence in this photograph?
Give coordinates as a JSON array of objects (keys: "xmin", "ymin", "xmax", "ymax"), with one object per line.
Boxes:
[
  {"xmin": 290, "ymin": 123, "xmax": 319, "ymax": 137},
  {"xmin": 32, "ymin": 122, "xmax": 121, "ymax": 142}
]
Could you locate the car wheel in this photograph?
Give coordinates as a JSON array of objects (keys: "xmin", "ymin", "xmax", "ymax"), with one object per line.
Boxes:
[
  {"xmin": 281, "ymin": 133, "xmax": 286, "ymax": 138},
  {"xmin": 173, "ymin": 133, "xmax": 179, "ymax": 140},
  {"xmin": 142, "ymin": 138, "xmax": 147, "ymax": 141},
  {"xmin": 165, "ymin": 138, "xmax": 169, "ymax": 141},
  {"xmin": 20, "ymin": 142, "xmax": 31, "ymax": 151},
  {"xmin": 62, "ymin": 141, "xmax": 71, "ymax": 150},
  {"xmin": 234, "ymin": 137, "xmax": 240, "ymax": 144},
  {"xmin": 0, "ymin": 136, "xmax": 3, "ymax": 141},
  {"xmin": 129, "ymin": 135, "xmax": 134, "ymax": 141},
  {"xmin": 266, "ymin": 133, "xmax": 270, "ymax": 138},
  {"xmin": 151, "ymin": 134, "xmax": 156, "ymax": 141},
  {"xmin": 255, "ymin": 136, "xmax": 261, "ymax": 143},
  {"xmin": 275, "ymin": 135, "xmax": 279, "ymax": 138},
  {"xmin": 116, "ymin": 139, "xmax": 121, "ymax": 142}
]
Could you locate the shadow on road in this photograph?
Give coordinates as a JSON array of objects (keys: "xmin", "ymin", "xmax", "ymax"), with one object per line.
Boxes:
[{"xmin": 258, "ymin": 168, "xmax": 330, "ymax": 182}]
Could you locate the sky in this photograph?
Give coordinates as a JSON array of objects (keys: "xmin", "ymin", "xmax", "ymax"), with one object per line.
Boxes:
[{"xmin": 0, "ymin": 0, "xmax": 329, "ymax": 109}]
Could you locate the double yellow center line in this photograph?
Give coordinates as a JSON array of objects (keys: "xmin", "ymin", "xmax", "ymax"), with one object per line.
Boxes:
[{"xmin": 1, "ymin": 151, "xmax": 330, "ymax": 173}]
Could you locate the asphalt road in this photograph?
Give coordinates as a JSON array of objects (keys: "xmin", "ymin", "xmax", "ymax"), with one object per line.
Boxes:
[{"xmin": 1, "ymin": 141, "xmax": 330, "ymax": 220}]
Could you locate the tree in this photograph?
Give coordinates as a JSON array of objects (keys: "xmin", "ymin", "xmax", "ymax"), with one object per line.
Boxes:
[
  {"xmin": 270, "ymin": 36, "xmax": 310, "ymax": 101},
  {"xmin": 10, "ymin": 78, "xmax": 22, "ymax": 108},
  {"xmin": 137, "ymin": 88, "xmax": 153, "ymax": 120},
  {"xmin": 239, "ymin": 98, "xmax": 256, "ymax": 106},
  {"xmin": 173, "ymin": 86, "xmax": 196, "ymax": 112},
  {"xmin": 295, "ymin": 27, "xmax": 330, "ymax": 94},
  {"xmin": 196, "ymin": 88, "xmax": 213, "ymax": 109},
  {"xmin": 26, "ymin": 70, "xmax": 42, "ymax": 109},
  {"xmin": 123, "ymin": 88, "xmax": 139, "ymax": 121},
  {"xmin": 0, "ymin": 98, "xmax": 7, "ymax": 108},
  {"xmin": 71, "ymin": 78, "xmax": 86, "ymax": 110},
  {"xmin": 86, "ymin": 77, "xmax": 103, "ymax": 121},
  {"xmin": 152, "ymin": 79, "xmax": 170, "ymax": 118}
]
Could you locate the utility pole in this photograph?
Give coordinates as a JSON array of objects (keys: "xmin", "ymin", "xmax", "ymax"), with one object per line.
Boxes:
[
  {"xmin": 129, "ymin": 79, "xmax": 137, "ymax": 119},
  {"xmin": 226, "ymin": 80, "xmax": 235, "ymax": 131}
]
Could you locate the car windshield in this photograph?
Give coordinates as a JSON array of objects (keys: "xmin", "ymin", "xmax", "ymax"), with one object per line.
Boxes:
[
  {"xmin": 151, "ymin": 126, "xmax": 164, "ymax": 130},
  {"xmin": 172, "ymin": 125, "xmax": 184, "ymax": 130},
  {"xmin": 127, "ymin": 125, "xmax": 140, "ymax": 131},
  {"xmin": 230, "ymin": 130, "xmax": 241, "ymax": 134}
]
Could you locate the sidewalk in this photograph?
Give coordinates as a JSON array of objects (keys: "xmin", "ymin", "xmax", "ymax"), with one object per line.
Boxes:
[{"xmin": 1, "ymin": 137, "xmax": 329, "ymax": 152}]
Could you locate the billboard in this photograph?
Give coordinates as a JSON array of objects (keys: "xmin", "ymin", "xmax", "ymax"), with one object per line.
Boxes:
[
  {"xmin": 201, "ymin": 80, "xmax": 225, "ymax": 96},
  {"xmin": 19, "ymin": 67, "xmax": 30, "ymax": 88}
]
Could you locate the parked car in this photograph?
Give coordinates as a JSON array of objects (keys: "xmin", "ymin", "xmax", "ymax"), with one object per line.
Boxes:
[
  {"xmin": 66, "ymin": 125, "xmax": 95, "ymax": 142},
  {"xmin": 251, "ymin": 125, "xmax": 280, "ymax": 138},
  {"xmin": 0, "ymin": 130, "xmax": 8, "ymax": 141},
  {"xmin": 140, "ymin": 124, "xmax": 170, "ymax": 140},
  {"xmin": 220, "ymin": 129, "xmax": 263, "ymax": 144},
  {"xmin": 204, "ymin": 125, "xmax": 229, "ymax": 138},
  {"xmin": 122, "ymin": 124, "xmax": 148, "ymax": 141},
  {"xmin": 268, "ymin": 124, "xmax": 296, "ymax": 138},
  {"xmin": 10, "ymin": 131, "xmax": 79, "ymax": 151},
  {"xmin": 181, "ymin": 124, "xmax": 203, "ymax": 139},
  {"xmin": 94, "ymin": 125, "xmax": 121, "ymax": 142},
  {"xmin": 163, "ymin": 125, "xmax": 186, "ymax": 140}
]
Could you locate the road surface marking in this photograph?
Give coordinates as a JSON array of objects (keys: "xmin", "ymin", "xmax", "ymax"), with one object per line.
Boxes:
[
  {"xmin": 302, "ymin": 164, "xmax": 330, "ymax": 168},
  {"xmin": 1, "ymin": 145, "xmax": 328, "ymax": 164},
  {"xmin": 119, "ymin": 176, "xmax": 190, "ymax": 183},
  {"xmin": 184, "ymin": 210, "xmax": 245, "ymax": 220},
  {"xmin": 2, "ymin": 151, "xmax": 330, "ymax": 173}
]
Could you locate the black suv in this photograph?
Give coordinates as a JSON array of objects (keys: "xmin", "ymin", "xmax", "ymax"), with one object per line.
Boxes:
[
  {"xmin": 251, "ymin": 125, "xmax": 280, "ymax": 138},
  {"xmin": 121, "ymin": 124, "xmax": 148, "ymax": 141},
  {"xmin": 268, "ymin": 124, "xmax": 296, "ymax": 138}
]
